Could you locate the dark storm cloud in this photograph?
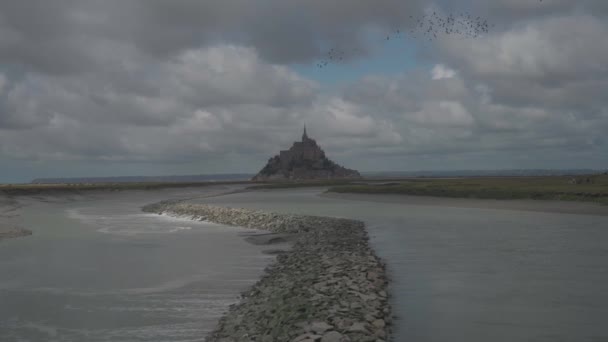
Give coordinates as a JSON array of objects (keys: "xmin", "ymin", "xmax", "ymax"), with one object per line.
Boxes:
[
  {"xmin": 0, "ymin": 0, "xmax": 96, "ymax": 75},
  {"xmin": 450, "ymin": 0, "xmax": 608, "ymax": 25},
  {"xmin": 0, "ymin": 0, "xmax": 427, "ymax": 74}
]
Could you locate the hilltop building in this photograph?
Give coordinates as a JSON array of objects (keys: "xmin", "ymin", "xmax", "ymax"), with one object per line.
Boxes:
[{"xmin": 252, "ymin": 127, "xmax": 361, "ymax": 181}]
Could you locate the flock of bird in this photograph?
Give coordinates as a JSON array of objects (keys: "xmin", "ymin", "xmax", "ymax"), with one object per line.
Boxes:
[{"xmin": 315, "ymin": 11, "xmax": 493, "ymax": 69}]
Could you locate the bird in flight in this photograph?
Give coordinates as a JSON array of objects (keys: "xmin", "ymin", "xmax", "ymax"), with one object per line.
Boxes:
[{"xmin": 315, "ymin": 11, "xmax": 492, "ymax": 69}]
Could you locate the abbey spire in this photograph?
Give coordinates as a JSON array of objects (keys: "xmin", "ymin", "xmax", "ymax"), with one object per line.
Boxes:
[{"xmin": 302, "ymin": 125, "xmax": 309, "ymax": 142}]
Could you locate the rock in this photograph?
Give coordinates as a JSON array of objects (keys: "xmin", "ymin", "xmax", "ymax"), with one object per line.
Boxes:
[
  {"xmin": 371, "ymin": 319, "xmax": 385, "ymax": 329},
  {"xmin": 293, "ymin": 333, "xmax": 322, "ymax": 342},
  {"xmin": 310, "ymin": 321, "xmax": 334, "ymax": 334},
  {"xmin": 259, "ymin": 335, "xmax": 274, "ymax": 342},
  {"xmin": 366, "ymin": 271, "xmax": 379, "ymax": 281},
  {"xmin": 320, "ymin": 331, "xmax": 344, "ymax": 342},
  {"xmin": 294, "ymin": 321, "xmax": 311, "ymax": 330},
  {"xmin": 348, "ymin": 322, "xmax": 368, "ymax": 333},
  {"xmin": 349, "ymin": 302, "xmax": 361, "ymax": 310}
]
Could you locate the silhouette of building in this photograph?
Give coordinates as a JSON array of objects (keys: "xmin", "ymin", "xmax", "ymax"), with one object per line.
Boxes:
[{"xmin": 252, "ymin": 127, "xmax": 361, "ymax": 181}]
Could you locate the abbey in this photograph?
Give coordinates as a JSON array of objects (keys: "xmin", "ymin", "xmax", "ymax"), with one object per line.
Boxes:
[{"xmin": 252, "ymin": 127, "xmax": 361, "ymax": 181}]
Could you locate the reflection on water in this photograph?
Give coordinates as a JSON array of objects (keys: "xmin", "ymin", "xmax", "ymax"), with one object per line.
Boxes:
[
  {"xmin": 0, "ymin": 186, "xmax": 275, "ymax": 342},
  {"xmin": 190, "ymin": 188, "xmax": 608, "ymax": 342}
]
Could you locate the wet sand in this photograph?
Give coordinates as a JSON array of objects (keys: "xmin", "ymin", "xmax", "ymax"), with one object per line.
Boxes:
[{"xmin": 322, "ymin": 192, "xmax": 608, "ymax": 216}]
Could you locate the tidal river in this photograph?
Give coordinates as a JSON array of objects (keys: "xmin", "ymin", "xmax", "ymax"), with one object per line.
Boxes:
[{"xmin": 2, "ymin": 186, "xmax": 608, "ymax": 341}]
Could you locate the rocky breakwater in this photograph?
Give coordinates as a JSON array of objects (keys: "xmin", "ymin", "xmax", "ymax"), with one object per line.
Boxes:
[{"xmin": 143, "ymin": 202, "xmax": 391, "ymax": 342}]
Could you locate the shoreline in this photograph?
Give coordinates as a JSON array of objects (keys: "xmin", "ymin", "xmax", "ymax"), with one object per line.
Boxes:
[
  {"xmin": 325, "ymin": 175, "xmax": 608, "ymax": 206},
  {"xmin": 322, "ymin": 192, "xmax": 608, "ymax": 216},
  {"xmin": 143, "ymin": 202, "xmax": 391, "ymax": 342},
  {"xmin": 0, "ymin": 181, "xmax": 253, "ymax": 198}
]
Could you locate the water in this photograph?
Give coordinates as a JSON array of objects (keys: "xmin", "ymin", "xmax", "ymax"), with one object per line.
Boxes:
[
  {"xmin": 0, "ymin": 186, "xmax": 279, "ymax": 342},
  {"xmin": 3, "ymin": 186, "xmax": 608, "ymax": 341},
  {"xmin": 189, "ymin": 188, "xmax": 608, "ymax": 342}
]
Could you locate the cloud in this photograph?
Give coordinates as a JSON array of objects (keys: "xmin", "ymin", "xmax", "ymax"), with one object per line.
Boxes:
[
  {"xmin": 339, "ymin": 17, "xmax": 608, "ymax": 160},
  {"xmin": 2, "ymin": 0, "xmax": 608, "ymax": 181},
  {"xmin": 438, "ymin": 15, "xmax": 608, "ymax": 82},
  {"xmin": 0, "ymin": 0, "xmax": 429, "ymax": 75},
  {"xmin": 162, "ymin": 46, "xmax": 317, "ymax": 108},
  {"xmin": 432, "ymin": 11, "xmax": 608, "ymax": 131},
  {"xmin": 0, "ymin": 43, "xmax": 399, "ymax": 165},
  {"xmin": 431, "ymin": 64, "xmax": 456, "ymax": 80},
  {"xmin": 410, "ymin": 101, "xmax": 474, "ymax": 126}
]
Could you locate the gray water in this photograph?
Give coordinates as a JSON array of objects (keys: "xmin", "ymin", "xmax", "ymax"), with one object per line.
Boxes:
[
  {"xmin": 3, "ymin": 186, "xmax": 608, "ymax": 342},
  {"xmin": 0, "ymin": 186, "xmax": 279, "ymax": 342},
  {"xmin": 189, "ymin": 188, "xmax": 608, "ymax": 342}
]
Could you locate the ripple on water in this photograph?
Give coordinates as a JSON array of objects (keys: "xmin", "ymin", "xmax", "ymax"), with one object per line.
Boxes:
[{"xmin": 67, "ymin": 207, "xmax": 222, "ymax": 235}]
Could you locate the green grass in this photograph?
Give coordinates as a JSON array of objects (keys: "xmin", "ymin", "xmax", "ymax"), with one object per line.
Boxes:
[{"xmin": 327, "ymin": 175, "xmax": 608, "ymax": 205}]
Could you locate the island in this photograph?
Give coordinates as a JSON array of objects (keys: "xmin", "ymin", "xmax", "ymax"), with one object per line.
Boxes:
[{"xmin": 252, "ymin": 127, "xmax": 361, "ymax": 181}]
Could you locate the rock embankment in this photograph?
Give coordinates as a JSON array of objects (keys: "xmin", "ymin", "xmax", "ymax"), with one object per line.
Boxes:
[
  {"xmin": 143, "ymin": 202, "xmax": 391, "ymax": 342},
  {"xmin": 0, "ymin": 227, "xmax": 32, "ymax": 241}
]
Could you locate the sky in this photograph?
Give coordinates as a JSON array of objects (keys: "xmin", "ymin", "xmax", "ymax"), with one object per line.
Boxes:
[{"xmin": 1, "ymin": 0, "xmax": 607, "ymax": 183}]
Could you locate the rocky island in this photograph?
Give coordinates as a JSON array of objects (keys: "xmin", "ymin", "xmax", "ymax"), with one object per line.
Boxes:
[{"xmin": 252, "ymin": 127, "xmax": 361, "ymax": 181}]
